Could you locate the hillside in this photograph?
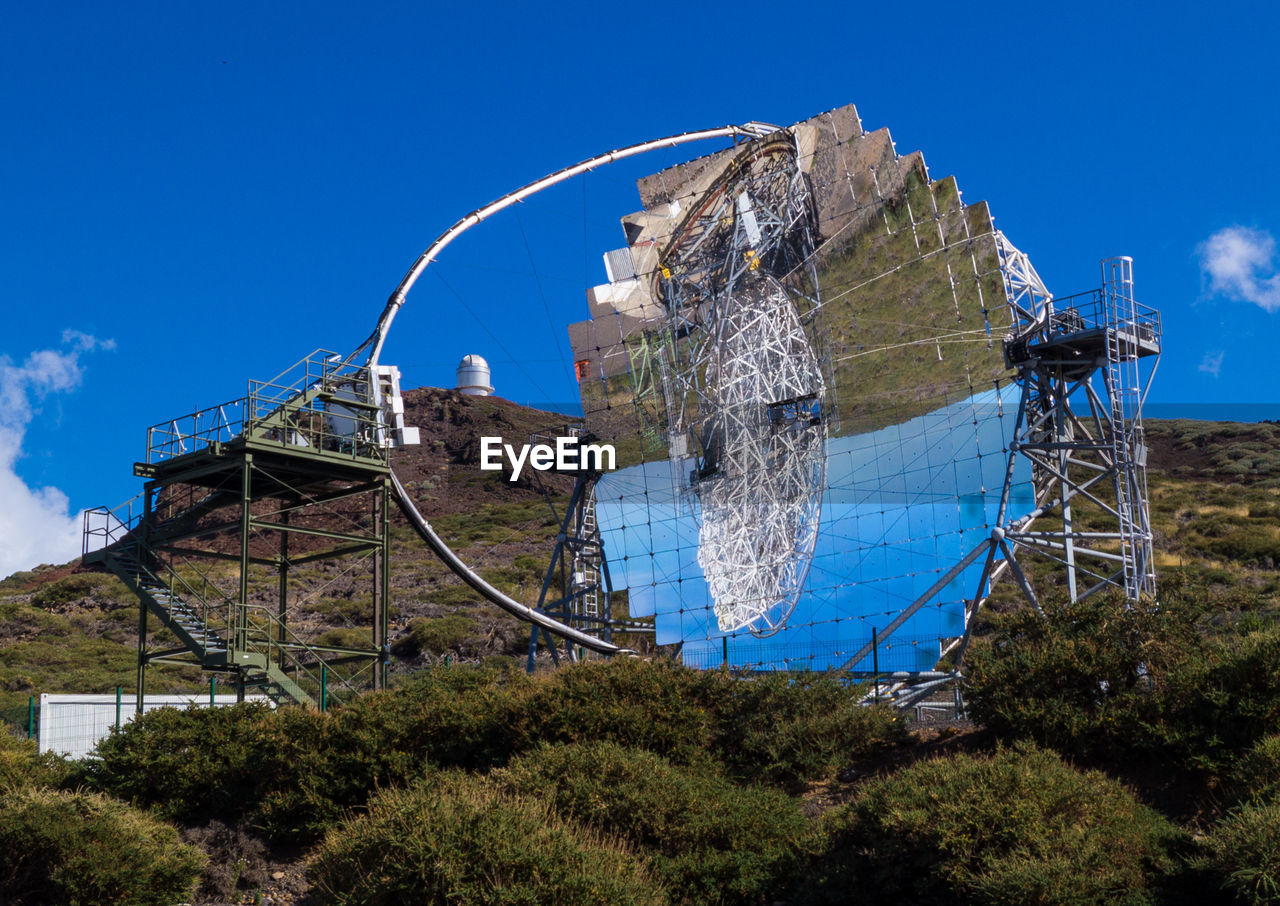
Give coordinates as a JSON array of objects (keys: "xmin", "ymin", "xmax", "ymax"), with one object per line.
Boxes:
[{"xmin": 3, "ymin": 408, "xmax": 1280, "ymax": 727}]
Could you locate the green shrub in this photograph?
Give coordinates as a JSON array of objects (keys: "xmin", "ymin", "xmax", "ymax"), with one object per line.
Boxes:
[
  {"xmin": 1168, "ymin": 626, "xmax": 1280, "ymax": 772},
  {"xmin": 85, "ymin": 702, "xmax": 277, "ymax": 826},
  {"xmin": 526, "ymin": 658, "xmax": 724, "ymax": 768},
  {"xmin": 29, "ymin": 572, "xmax": 132, "ymax": 610},
  {"xmin": 964, "ymin": 588, "xmax": 1280, "ymax": 775},
  {"xmin": 86, "ymin": 668, "xmax": 533, "ymax": 841},
  {"xmin": 1234, "ymin": 735, "xmax": 1280, "ymax": 804},
  {"xmin": 527, "ymin": 659, "xmax": 905, "ymax": 786},
  {"xmin": 86, "ymin": 698, "xmax": 430, "ymax": 842},
  {"xmin": 309, "ymin": 772, "xmax": 666, "ymax": 906},
  {"xmin": 494, "ymin": 741, "xmax": 811, "ymax": 905},
  {"xmin": 353, "ymin": 664, "xmax": 536, "ymax": 772},
  {"xmin": 391, "ymin": 612, "xmax": 481, "ymax": 657},
  {"xmin": 254, "ymin": 702, "xmax": 427, "ymax": 842},
  {"xmin": 0, "ymin": 730, "xmax": 72, "ymax": 789},
  {"xmin": 709, "ymin": 670, "xmax": 906, "ymax": 786},
  {"xmin": 312, "ymin": 627, "xmax": 374, "ymax": 649},
  {"xmin": 84, "ymin": 660, "xmax": 904, "ymax": 844},
  {"xmin": 804, "ymin": 744, "xmax": 1182, "ymax": 906},
  {"xmin": 1203, "ymin": 800, "xmax": 1280, "ymax": 905},
  {"xmin": 0, "ymin": 785, "xmax": 205, "ymax": 906}
]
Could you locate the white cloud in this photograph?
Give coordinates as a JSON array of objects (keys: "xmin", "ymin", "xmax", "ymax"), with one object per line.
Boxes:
[
  {"xmin": 61, "ymin": 328, "xmax": 115, "ymax": 353},
  {"xmin": 1198, "ymin": 349, "xmax": 1225, "ymax": 378},
  {"xmin": 1199, "ymin": 226, "xmax": 1280, "ymax": 312},
  {"xmin": 0, "ymin": 332, "xmax": 112, "ymax": 578}
]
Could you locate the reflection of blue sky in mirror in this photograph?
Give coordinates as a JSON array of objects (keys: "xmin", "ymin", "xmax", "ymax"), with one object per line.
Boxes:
[{"xmin": 596, "ymin": 386, "xmax": 1034, "ymax": 672}]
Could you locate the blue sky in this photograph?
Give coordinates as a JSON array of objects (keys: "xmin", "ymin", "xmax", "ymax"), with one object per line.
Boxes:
[{"xmin": 2, "ymin": 0, "xmax": 1278, "ymax": 574}]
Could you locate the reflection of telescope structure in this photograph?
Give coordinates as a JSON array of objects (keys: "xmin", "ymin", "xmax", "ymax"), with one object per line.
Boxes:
[
  {"xmin": 571, "ymin": 103, "xmax": 1163, "ymax": 706},
  {"xmin": 352, "ymin": 122, "xmax": 787, "ymax": 657},
  {"xmin": 353, "ymin": 105, "xmax": 1160, "ymax": 696},
  {"xmin": 651, "ymin": 136, "xmax": 828, "ymax": 636}
]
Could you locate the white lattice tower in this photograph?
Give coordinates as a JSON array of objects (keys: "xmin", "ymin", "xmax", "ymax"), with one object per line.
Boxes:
[{"xmin": 994, "ymin": 238, "xmax": 1160, "ymax": 607}]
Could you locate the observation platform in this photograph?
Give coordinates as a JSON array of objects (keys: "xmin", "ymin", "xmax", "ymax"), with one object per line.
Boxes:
[
  {"xmin": 134, "ymin": 349, "xmax": 402, "ymax": 488},
  {"xmin": 1004, "ymin": 289, "xmax": 1161, "ymax": 378},
  {"xmin": 84, "ymin": 349, "xmax": 407, "ymax": 710}
]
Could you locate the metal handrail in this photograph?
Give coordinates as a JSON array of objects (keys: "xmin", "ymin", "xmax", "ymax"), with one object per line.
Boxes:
[
  {"xmin": 145, "ymin": 400, "xmax": 247, "ymax": 463},
  {"xmin": 90, "ymin": 515, "xmax": 361, "ymax": 703},
  {"xmin": 82, "ymin": 496, "xmax": 143, "ymax": 556},
  {"xmin": 145, "ymin": 349, "xmax": 389, "ymax": 465},
  {"xmin": 1042, "ymin": 287, "xmax": 1161, "ymax": 340}
]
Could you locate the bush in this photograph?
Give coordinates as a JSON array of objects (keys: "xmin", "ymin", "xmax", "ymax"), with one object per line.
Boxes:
[
  {"xmin": 309, "ymin": 772, "xmax": 666, "ymax": 906},
  {"xmin": 0, "ymin": 785, "xmax": 205, "ymax": 906},
  {"xmin": 1234, "ymin": 735, "xmax": 1280, "ymax": 804},
  {"xmin": 525, "ymin": 658, "xmax": 724, "ymax": 769},
  {"xmin": 182, "ymin": 820, "xmax": 269, "ymax": 904},
  {"xmin": 391, "ymin": 612, "xmax": 482, "ymax": 657},
  {"xmin": 86, "ymin": 660, "xmax": 906, "ymax": 844},
  {"xmin": 254, "ymin": 701, "xmax": 429, "ymax": 842},
  {"xmin": 312, "ymin": 627, "xmax": 374, "ymax": 649},
  {"xmin": 86, "ymin": 698, "xmax": 430, "ymax": 842},
  {"xmin": 0, "ymin": 730, "xmax": 71, "ymax": 789},
  {"xmin": 29, "ymin": 572, "xmax": 131, "ymax": 610},
  {"xmin": 85, "ymin": 668, "xmax": 537, "ymax": 841},
  {"xmin": 709, "ymin": 670, "xmax": 905, "ymax": 786},
  {"xmin": 85, "ymin": 701, "xmax": 277, "ymax": 826},
  {"xmin": 494, "ymin": 741, "xmax": 811, "ymax": 905},
  {"xmin": 350, "ymin": 663, "xmax": 535, "ymax": 772},
  {"xmin": 964, "ymin": 588, "xmax": 1280, "ymax": 775},
  {"xmin": 1203, "ymin": 800, "xmax": 1280, "ymax": 905},
  {"xmin": 527, "ymin": 659, "xmax": 905, "ymax": 786},
  {"xmin": 804, "ymin": 744, "xmax": 1182, "ymax": 906}
]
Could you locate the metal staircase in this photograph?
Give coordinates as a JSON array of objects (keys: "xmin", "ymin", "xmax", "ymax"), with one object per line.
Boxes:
[
  {"xmin": 85, "ymin": 504, "xmax": 321, "ymax": 708},
  {"xmin": 84, "ymin": 349, "xmax": 400, "ymax": 714}
]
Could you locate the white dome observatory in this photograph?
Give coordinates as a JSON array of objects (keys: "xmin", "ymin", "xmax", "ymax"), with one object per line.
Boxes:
[{"xmin": 456, "ymin": 354, "xmax": 494, "ymax": 396}]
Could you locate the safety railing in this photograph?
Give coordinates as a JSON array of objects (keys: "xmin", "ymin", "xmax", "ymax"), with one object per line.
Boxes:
[
  {"xmin": 82, "ymin": 496, "xmax": 143, "ymax": 557},
  {"xmin": 144, "ymin": 349, "xmax": 389, "ymax": 465},
  {"xmin": 146, "ymin": 401, "xmax": 246, "ymax": 463},
  {"xmin": 1043, "ymin": 288, "xmax": 1161, "ymax": 350}
]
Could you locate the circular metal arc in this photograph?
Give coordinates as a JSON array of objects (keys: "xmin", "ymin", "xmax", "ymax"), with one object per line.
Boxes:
[
  {"xmin": 367, "ymin": 123, "xmax": 783, "ymax": 654},
  {"xmin": 358, "ymin": 122, "xmax": 782, "ymax": 370}
]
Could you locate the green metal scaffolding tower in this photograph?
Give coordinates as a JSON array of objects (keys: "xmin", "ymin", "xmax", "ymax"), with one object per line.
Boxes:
[{"xmin": 85, "ymin": 350, "xmax": 401, "ymax": 711}]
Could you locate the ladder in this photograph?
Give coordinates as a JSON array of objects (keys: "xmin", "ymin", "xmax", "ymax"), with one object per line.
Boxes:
[{"xmin": 1102, "ymin": 257, "xmax": 1155, "ymax": 600}]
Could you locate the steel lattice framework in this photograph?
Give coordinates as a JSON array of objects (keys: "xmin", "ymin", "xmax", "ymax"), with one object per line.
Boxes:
[
  {"xmin": 994, "ymin": 238, "xmax": 1160, "ymax": 607},
  {"xmin": 653, "ymin": 135, "xmax": 828, "ymax": 635}
]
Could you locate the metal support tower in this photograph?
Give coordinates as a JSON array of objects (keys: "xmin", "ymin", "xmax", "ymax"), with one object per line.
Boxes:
[
  {"xmin": 85, "ymin": 350, "xmax": 400, "ymax": 711},
  {"xmin": 997, "ymin": 249, "xmax": 1160, "ymax": 605},
  {"xmin": 525, "ymin": 428, "xmax": 653, "ymax": 670},
  {"xmin": 834, "ymin": 245, "xmax": 1161, "ymax": 709}
]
